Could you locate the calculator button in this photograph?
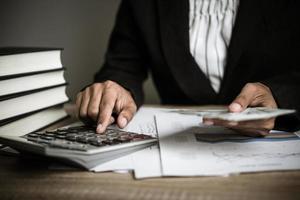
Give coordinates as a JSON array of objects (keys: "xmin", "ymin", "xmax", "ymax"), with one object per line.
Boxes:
[
  {"xmin": 49, "ymin": 141, "xmax": 87, "ymax": 151},
  {"xmin": 66, "ymin": 134, "xmax": 79, "ymax": 141},
  {"xmin": 36, "ymin": 138, "xmax": 51, "ymax": 144},
  {"xmin": 119, "ymin": 137, "xmax": 131, "ymax": 143},
  {"xmin": 55, "ymin": 135, "xmax": 67, "ymax": 139},
  {"xmin": 35, "ymin": 132, "xmax": 44, "ymax": 136},
  {"xmin": 44, "ymin": 133, "xmax": 55, "ymax": 137},
  {"xmin": 88, "ymin": 138, "xmax": 106, "ymax": 147},
  {"xmin": 56, "ymin": 131, "xmax": 68, "ymax": 135},
  {"xmin": 97, "ymin": 135, "xmax": 107, "ymax": 139},
  {"xmin": 27, "ymin": 133, "xmax": 39, "ymax": 138},
  {"xmin": 80, "ymin": 132, "xmax": 94, "ymax": 137},
  {"xmin": 40, "ymin": 135, "xmax": 55, "ymax": 140},
  {"xmin": 28, "ymin": 137, "xmax": 39, "ymax": 143},
  {"xmin": 68, "ymin": 126, "xmax": 86, "ymax": 131},
  {"xmin": 102, "ymin": 140, "xmax": 113, "ymax": 145},
  {"xmin": 57, "ymin": 127, "xmax": 68, "ymax": 131},
  {"xmin": 76, "ymin": 136, "xmax": 94, "ymax": 143},
  {"xmin": 46, "ymin": 130, "xmax": 57, "ymax": 134}
]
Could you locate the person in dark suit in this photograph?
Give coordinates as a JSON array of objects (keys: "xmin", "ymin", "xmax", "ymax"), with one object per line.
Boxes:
[{"xmin": 76, "ymin": 0, "xmax": 300, "ymax": 134}]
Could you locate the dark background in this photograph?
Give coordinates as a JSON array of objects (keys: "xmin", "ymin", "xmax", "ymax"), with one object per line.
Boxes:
[{"xmin": 0, "ymin": 0, "xmax": 160, "ymax": 103}]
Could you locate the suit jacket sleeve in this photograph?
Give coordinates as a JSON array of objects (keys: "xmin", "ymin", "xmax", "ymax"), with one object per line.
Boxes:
[
  {"xmin": 262, "ymin": 72, "xmax": 300, "ymax": 131},
  {"xmin": 260, "ymin": 2, "xmax": 300, "ymax": 130},
  {"xmin": 93, "ymin": 0, "xmax": 148, "ymax": 107}
]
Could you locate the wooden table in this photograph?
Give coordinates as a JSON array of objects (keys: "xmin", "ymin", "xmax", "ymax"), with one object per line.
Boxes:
[{"xmin": 1, "ymin": 105, "xmax": 300, "ymax": 200}]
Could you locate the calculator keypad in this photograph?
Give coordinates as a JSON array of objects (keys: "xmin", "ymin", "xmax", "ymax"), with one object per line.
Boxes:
[{"xmin": 23, "ymin": 125, "xmax": 154, "ymax": 151}]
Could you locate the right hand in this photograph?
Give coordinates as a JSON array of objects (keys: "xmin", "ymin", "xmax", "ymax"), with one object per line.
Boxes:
[
  {"xmin": 203, "ymin": 117, "xmax": 275, "ymax": 137},
  {"xmin": 76, "ymin": 80, "xmax": 137, "ymax": 133}
]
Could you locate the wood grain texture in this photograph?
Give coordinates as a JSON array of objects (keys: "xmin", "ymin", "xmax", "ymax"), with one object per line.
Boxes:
[{"xmin": 1, "ymin": 155, "xmax": 300, "ymax": 200}]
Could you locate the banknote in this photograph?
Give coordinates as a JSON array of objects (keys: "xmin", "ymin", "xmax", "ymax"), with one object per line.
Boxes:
[{"xmin": 203, "ymin": 107, "xmax": 296, "ymax": 122}]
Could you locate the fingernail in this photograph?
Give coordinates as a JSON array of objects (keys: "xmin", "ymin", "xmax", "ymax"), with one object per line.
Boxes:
[
  {"xmin": 119, "ymin": 117, "xmax": 127, "ymax": 128},
  {"xmin": 203, "ymin": 120, "xmax": 214, "ymax": 126},
  {"xmin": 229, "ymin": 103, "xmax": 242, "ymax": 112},
  {"xmin": 228, "ymin": 121, "xmax": 238, "ymax": 126},
  {"xmin": 96, "ymin": 124, "xmax": 103, "ymax": 133},
  {"xmin": 110, "ymin": 117, "xmax": 115, "ymax": 124}
]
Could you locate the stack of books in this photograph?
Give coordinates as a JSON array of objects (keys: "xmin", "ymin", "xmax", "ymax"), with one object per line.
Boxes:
[{"xmin": 0, "ymin": 47, "xmax": 69, "ymax": 136}]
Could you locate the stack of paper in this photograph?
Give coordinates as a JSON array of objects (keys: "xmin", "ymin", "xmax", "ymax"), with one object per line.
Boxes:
[
  {"xmin": 157, "ymin": 113, "xmax": 300, "ymax": 177},
  {"xmin": 89, "ymin": 106, "xmax": 300, "ymax": 179}
]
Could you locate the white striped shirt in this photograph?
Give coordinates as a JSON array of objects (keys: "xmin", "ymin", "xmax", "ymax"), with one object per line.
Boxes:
[{"xmin": 189, "ymin": 0, "xmax": 239, "ymax": 92}]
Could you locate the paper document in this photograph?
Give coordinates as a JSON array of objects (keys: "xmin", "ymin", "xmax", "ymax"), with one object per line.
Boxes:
[
  {"xmin": 132, "ymin": 144, "xmax": 162, "ymax": 179},
  {"xmin": 157, "ymin": 113, "xmax": 300, "ymax": 176},
  {"xmin": 91, "ymin": 153, "xmax": 134, "ymax": 172},
  {"xmin": 203, "ymin": 107, "xmax": 295, "ymax": 122}
]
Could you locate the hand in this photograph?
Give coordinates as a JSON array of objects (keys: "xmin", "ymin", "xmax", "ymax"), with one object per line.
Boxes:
[
  {"xmin": 203, "ymin": 82, "xmax": 277, "ymax": 136},
  {"xmin": 228, "ymin": 82, "xmax": 277, "ymax": 112},
  {"xmin": 203, "ymin": 117, "xmax": 275, "ymax": 137},
  {"xmin": 75, "ymin": 80, "xmax": 137, "ymax": 133}
]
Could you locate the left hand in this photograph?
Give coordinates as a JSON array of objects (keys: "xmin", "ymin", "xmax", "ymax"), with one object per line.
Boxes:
[
  {"xmin": 203, "ymin": 82, "xmax": 278, "ymax": 136},
  {"xmin": 228, "ymin": 82, "xmax": 277, "ymax": 112}
]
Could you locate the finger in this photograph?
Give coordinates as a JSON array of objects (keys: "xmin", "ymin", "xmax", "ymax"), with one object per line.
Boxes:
[
  {"xmin": 109, "ymin": 116, "xmax": 115, "ymax": 125},
  {"xmin": 75, "ymin": 92, "xmax": 82, "ymax": 119},
  {"xmin": 96, "ymin": 91, "xmax": 117, "ymax": 133},
  {"xmin": 204, "ymin": 118, "xmax": 270, "ymax": 137},
  {"xmin": 229, "ymin": 83, "xmax": 257, "ymax": 113},
  {"xmin": 96, "ymin": 117, "xmax": 115, "ymax": 134},
  {"xmin": 117, "ymin": 103, "xmax": 137, "ymax": 129},
  {"xmin": 106, "ymin": 116, "xmax": 116, "ymax": 128},
  {"xmin": 249, "ymin": 83, "xmax": 276, "ymax": 108},
  {"xmin": 236, "ymin": 118, "xmax": 275, "ymax": 130},
  {"xmin": 206, "ymin": 117, "xmax": 275, "ymax": 130},
  {"xmin": 79, "ymin": 89, "xmax": 91, "ymax": 119},
  {"xmin": 204, "ymin": 118, "xmax": 238, "ymax": 127},
  {"xmin": 202, "ymin": 118, "xmax": 214, "ymax": 126},
  {"xmin": 230, "ymin": 127, "xmax": 270, "ymax": 137},
  {"xmin": 87, "ymin": 85, "xmax": 103, "ymax": 122}
]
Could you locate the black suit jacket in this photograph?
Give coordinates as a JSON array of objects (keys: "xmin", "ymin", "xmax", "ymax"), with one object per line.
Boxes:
[{"xmin": 94, "ymin": 0, "xmax": 300, "ymax": 128}]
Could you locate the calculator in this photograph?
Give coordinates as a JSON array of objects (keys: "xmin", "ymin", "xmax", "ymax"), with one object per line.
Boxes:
[{"xmin": 0, "ymin": 124, "xmax": 157, "ymax": 169}]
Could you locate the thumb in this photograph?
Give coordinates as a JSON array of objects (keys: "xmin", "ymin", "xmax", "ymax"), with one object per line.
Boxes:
[
  {"xmin": 229, "ymin": 83, "xmax": 257, "ymax": 113},
  {"xmin": 117, "ymin": 104, "xmax": 136, "ymax": 129}
]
